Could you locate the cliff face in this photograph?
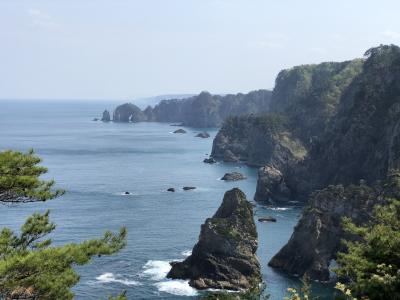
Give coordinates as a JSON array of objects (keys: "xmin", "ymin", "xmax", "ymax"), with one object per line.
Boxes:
[
  {"xmin": 296, "ymin": 45, "xmax": 400, "ymax": 193},
  {"xmin": 111, "ymin": 90, "xmax": 272, "ymax": 127},
  {"xmin": 211, "ymin": 60, "xmax": 363, "ymax": 167},
  {"xmin": 266, "ymin": 45, "xmax": 400, "ymax": 280},
  {"xmin": 211, "ymin": 114, "xmax": 306, "ymax": 169},
  {"xmin": 268, "ymin": 172, "xmax": 400, "ymax": 281},
  {"xmin": 167, "ymin": 188, "xmax": 261, "ymax": 290}
]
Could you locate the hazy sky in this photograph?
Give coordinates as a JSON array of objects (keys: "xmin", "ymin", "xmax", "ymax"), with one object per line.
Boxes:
[{"xmin": 1, "ymin": 0, "xmax": 400, "ymax": 100}]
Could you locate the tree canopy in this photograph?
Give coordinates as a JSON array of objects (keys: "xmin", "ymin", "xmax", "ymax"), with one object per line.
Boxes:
[
  {"xmin": 0, "ymin": 150, "xmax": 127, "ymax": 299},
  {"xmin": 0, "ymin": 150, "xmax": 64, "ymax": 203}
]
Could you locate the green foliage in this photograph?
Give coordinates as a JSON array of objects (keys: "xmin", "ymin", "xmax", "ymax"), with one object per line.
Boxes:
[
  {"xmin": 0, "ymin": 211, "xmax": 127, "ymax": 299},
  {"xmin": 336, "ymin": 198, "xmax": 400, "ymax": 299},
  {"xmin": 0, "ymin": 150, "xmax": 127, "ymax": 299},
  {"xmin": 108, "ymin": 291, "xmax": 128, "ymax": 300},
  {"xmin": 284, "ymin": 275, "xmax": 314, "ymax": 300},
  {"xmin": 0, "ymin": 149, "xmax": 64, "ymax": 203}
]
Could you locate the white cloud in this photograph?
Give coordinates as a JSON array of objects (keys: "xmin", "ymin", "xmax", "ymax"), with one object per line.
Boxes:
[
  {"xmin": 382, "ymin": 30, "xmax": 400, "ymax": 40},
  {"xmin": 28, "ymin": 8, "xmax": 58, "ymax": 30}
]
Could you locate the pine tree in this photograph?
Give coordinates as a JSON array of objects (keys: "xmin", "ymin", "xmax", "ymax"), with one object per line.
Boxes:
[{"xmin": 0, "ymin": 150, "xmax": 127, "ymax": 299}]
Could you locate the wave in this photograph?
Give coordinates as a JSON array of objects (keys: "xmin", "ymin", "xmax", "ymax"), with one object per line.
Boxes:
[
  {"xmin": 95, "ymin": 272, "xmax": 140, "ymax": 286},
  {"xmin": 269, "ymin": 207, "xmax": 292, "ymax": 211},
  {"xmin": 181, "ymin": 250, "xmax": 192, "ymax": 257},
  {"xmin": 142, "ymin": 260, "xmax": 171, "ymax": 281},
  {"xmin": 155, "ymin": 280, "xmax": 198, "ymax": 296}
]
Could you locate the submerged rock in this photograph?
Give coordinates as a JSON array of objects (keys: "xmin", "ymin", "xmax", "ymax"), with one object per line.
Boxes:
[
  {"xmin": 221, "ymin": 172, "xmax": 247, "ymax": 181},
  {"xmin": 183, "ymin": 186, "xmax": 196, "ymax": 191},
  {"xmin": 203, "ymin": 157, "xmax": 216, "ymax": 164},
  {"xmin": 195, "ymin": 132, "xmax": 210, "ymax": 138},
  {"xmin": 258, "ymin": 217, "xmax": 277, "ymax": 223},
  {"xmin": 167, "ymin": 188, "xmax": 175, "ymax": 192},
  {"xmin": 254, "ymin": 165, "xmax": 291, "ymax": 203},
  {"xmin": 101, "ymin": 109, "xmax": 111, "ymax": 122},
  {"xmin": 167, "ymin": 188, "xmax": 261, "ymax": 290},
  {"xmin": 174, "ymin": 129, "xmax": 187, "ymax": 134},
  {"xmin": 124, "ymin": 191, "xmax": 131, "ymax": 195}
]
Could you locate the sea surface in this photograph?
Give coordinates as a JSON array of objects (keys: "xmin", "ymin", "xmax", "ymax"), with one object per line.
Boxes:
[{"xmin": 0, "ymin": 100, "xmax": 332, "ymax": 300}]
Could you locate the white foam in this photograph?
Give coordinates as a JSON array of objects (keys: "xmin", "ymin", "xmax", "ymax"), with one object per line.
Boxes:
[
  {"xmin": 269, "ymin": 207, "xmax": 291, "ymax": 211},
  {"xmin": 142, "ymin": 260, "xmax": 171, "ymax": 281},
  {"xmin": 155, "ymin": 280, "xmax": 198, "ymax": 296},
  {"xmin": 95, "ymin": 272, "xmax": 139, "ymax": 286},
  {"xmin": 181, "ymin": 250, "xmax": 192, "ymax": 257}
]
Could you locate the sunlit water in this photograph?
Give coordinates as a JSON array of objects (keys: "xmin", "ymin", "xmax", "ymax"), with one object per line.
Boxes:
[{"xmin": 0, "ymin": 101, "xmax": 332, "ymax": 299}]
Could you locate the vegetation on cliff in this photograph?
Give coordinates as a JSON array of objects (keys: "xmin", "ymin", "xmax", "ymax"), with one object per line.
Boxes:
[
  {"xmin": 335, "ymin": 174, "xmax": 400, "ymax": 299},
  {"xmin": 0, "ymin": 150, "xmax": 127, "ymax": 300}
]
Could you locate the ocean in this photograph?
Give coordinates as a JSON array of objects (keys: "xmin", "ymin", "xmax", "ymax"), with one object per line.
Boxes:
[{"xmin": 0, "ymin": 100, "xmax": 332, "ymax": 299}]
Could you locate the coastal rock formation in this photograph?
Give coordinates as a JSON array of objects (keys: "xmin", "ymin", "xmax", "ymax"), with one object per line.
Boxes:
[
  {"xmin": 113, "ymin": 103, "xmax": 147, "ymax": 122},
  {"xmin": 101, "ymin": 110, "xmax": 111, "ymax": 122},
  {"xmin": 268, "ymin": 180, "xmax": 390, "ymax": 281},
  {"xmin": 107, "ymin": 90, "xmax": 272, "ymax": 128},
  {"xmin": 212, "ymin": 115, "xmax": 307, "ymax": 170},
  {"xmin": 183, "ymin": 186, "xmax": 196, "ymax": 191},
  {"xmin": 203, "ymin": 157, "xmax": 216, "ymax": 164},
  {"xmin": 254, "ymin": 165, "xmax": 291, "ymax": 203},
  {"xmin": 167, "ymin": 188, "xmax": 261, "ymax": 290},
  {"xmin": 221, "ymin": 172, "xmax": 246, "ymax": 181},
  {"xmin": 195, "ymin": 132, "xmax": 210, "ymax": 138},
  {"xmin": 173, "ymin": 129, "xmax": 187, "ymax": 134}
]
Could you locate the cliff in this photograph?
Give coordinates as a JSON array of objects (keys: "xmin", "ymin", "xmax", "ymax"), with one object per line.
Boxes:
[
  {"xmin": 294, "ymin": 45, "xmax": 400, "ymax": 194},
  {"xmin": 268, "ymin": 172, "xmax": 400, "ymax": 281},
  {"xmin": 167, "ymin": 188, "xmax": 261, "ymax": 291},
  {"xmin": 211, "ymin": 114, "xmax": 306, "ymax": 168},
  {"xmin": 110, "ymin": 90, "xmax": 272, "ymax": 127}
]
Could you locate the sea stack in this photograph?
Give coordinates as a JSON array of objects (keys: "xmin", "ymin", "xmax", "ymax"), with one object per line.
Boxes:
[
  {"xmin": 167, "ymin": 188, "xmax": 261, "ymax": 290},
  {"xmin": 101, "ymin": 110, "xmax": 111, "ymax": 122}
]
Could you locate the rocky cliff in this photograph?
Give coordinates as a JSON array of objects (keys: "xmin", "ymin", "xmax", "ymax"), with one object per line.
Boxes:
[
  {"xmin": 110, "ymin": 90, "xmax": 272, "ymax": 127},
  {"xmin": 167, "ymin": 188, "xmax": 261, "ymax": 291},
  {"xmin": 269, "ymin": 172, "xmax": 400, "ymax": 281},
  {"xmin": 211, "ymin": 114, "xmax": 306, "ymax": 168},
  {"xmin": 295, "ymin": 45, "xmax": 400, "ymax": 194}
]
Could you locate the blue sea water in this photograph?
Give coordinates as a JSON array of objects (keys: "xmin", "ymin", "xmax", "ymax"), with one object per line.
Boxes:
[{"xmin": 0, "ymin": 100, "xmax": 332, "ymax": 300}]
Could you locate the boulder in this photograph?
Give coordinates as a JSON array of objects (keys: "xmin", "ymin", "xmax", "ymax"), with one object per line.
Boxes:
[
  {"xmin": 221, "ymin": 172, "xmax": 247, "ymax": 181},
  {"xmin": 183, "ymin": 186, "xmax": 196, "ymax": 191},
  {"xmin": 167, "ymin": 188, "xmax": 175, "ymax": 192},
  {"xmin": 254, "ymin": 165, "xmax": 291, "ymax": 203},
  {"xmin": 203, "ymin": 157, "xmax": 216, "ymax": 164},
  {"xmin": 195, "ymin": 132, "xmax": 210, "ymax": 138},
  {"xmin": 167, "ymin": 188, "xmax": 261, "ymax": 290},
  {"xmin": 258, "ymin": 217, "xmax": 277, "ymax": 222},
  {"xmin": 174, "ymin": 129, "xmax": 187, "ymax": 134}
]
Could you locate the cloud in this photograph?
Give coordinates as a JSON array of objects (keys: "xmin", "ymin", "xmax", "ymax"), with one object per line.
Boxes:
[
  {"xmin": 382, "ymin": 30, "xmax": 400, "ymax": 40},
  {"xmin": 28, "ymin": 8, "xmax": 58, "ymax": 30}
]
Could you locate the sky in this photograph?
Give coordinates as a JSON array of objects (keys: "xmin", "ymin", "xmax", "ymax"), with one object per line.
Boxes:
[{"xmin": 1, "ymin": 0, "xmax": 400, "ymax": 100}]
